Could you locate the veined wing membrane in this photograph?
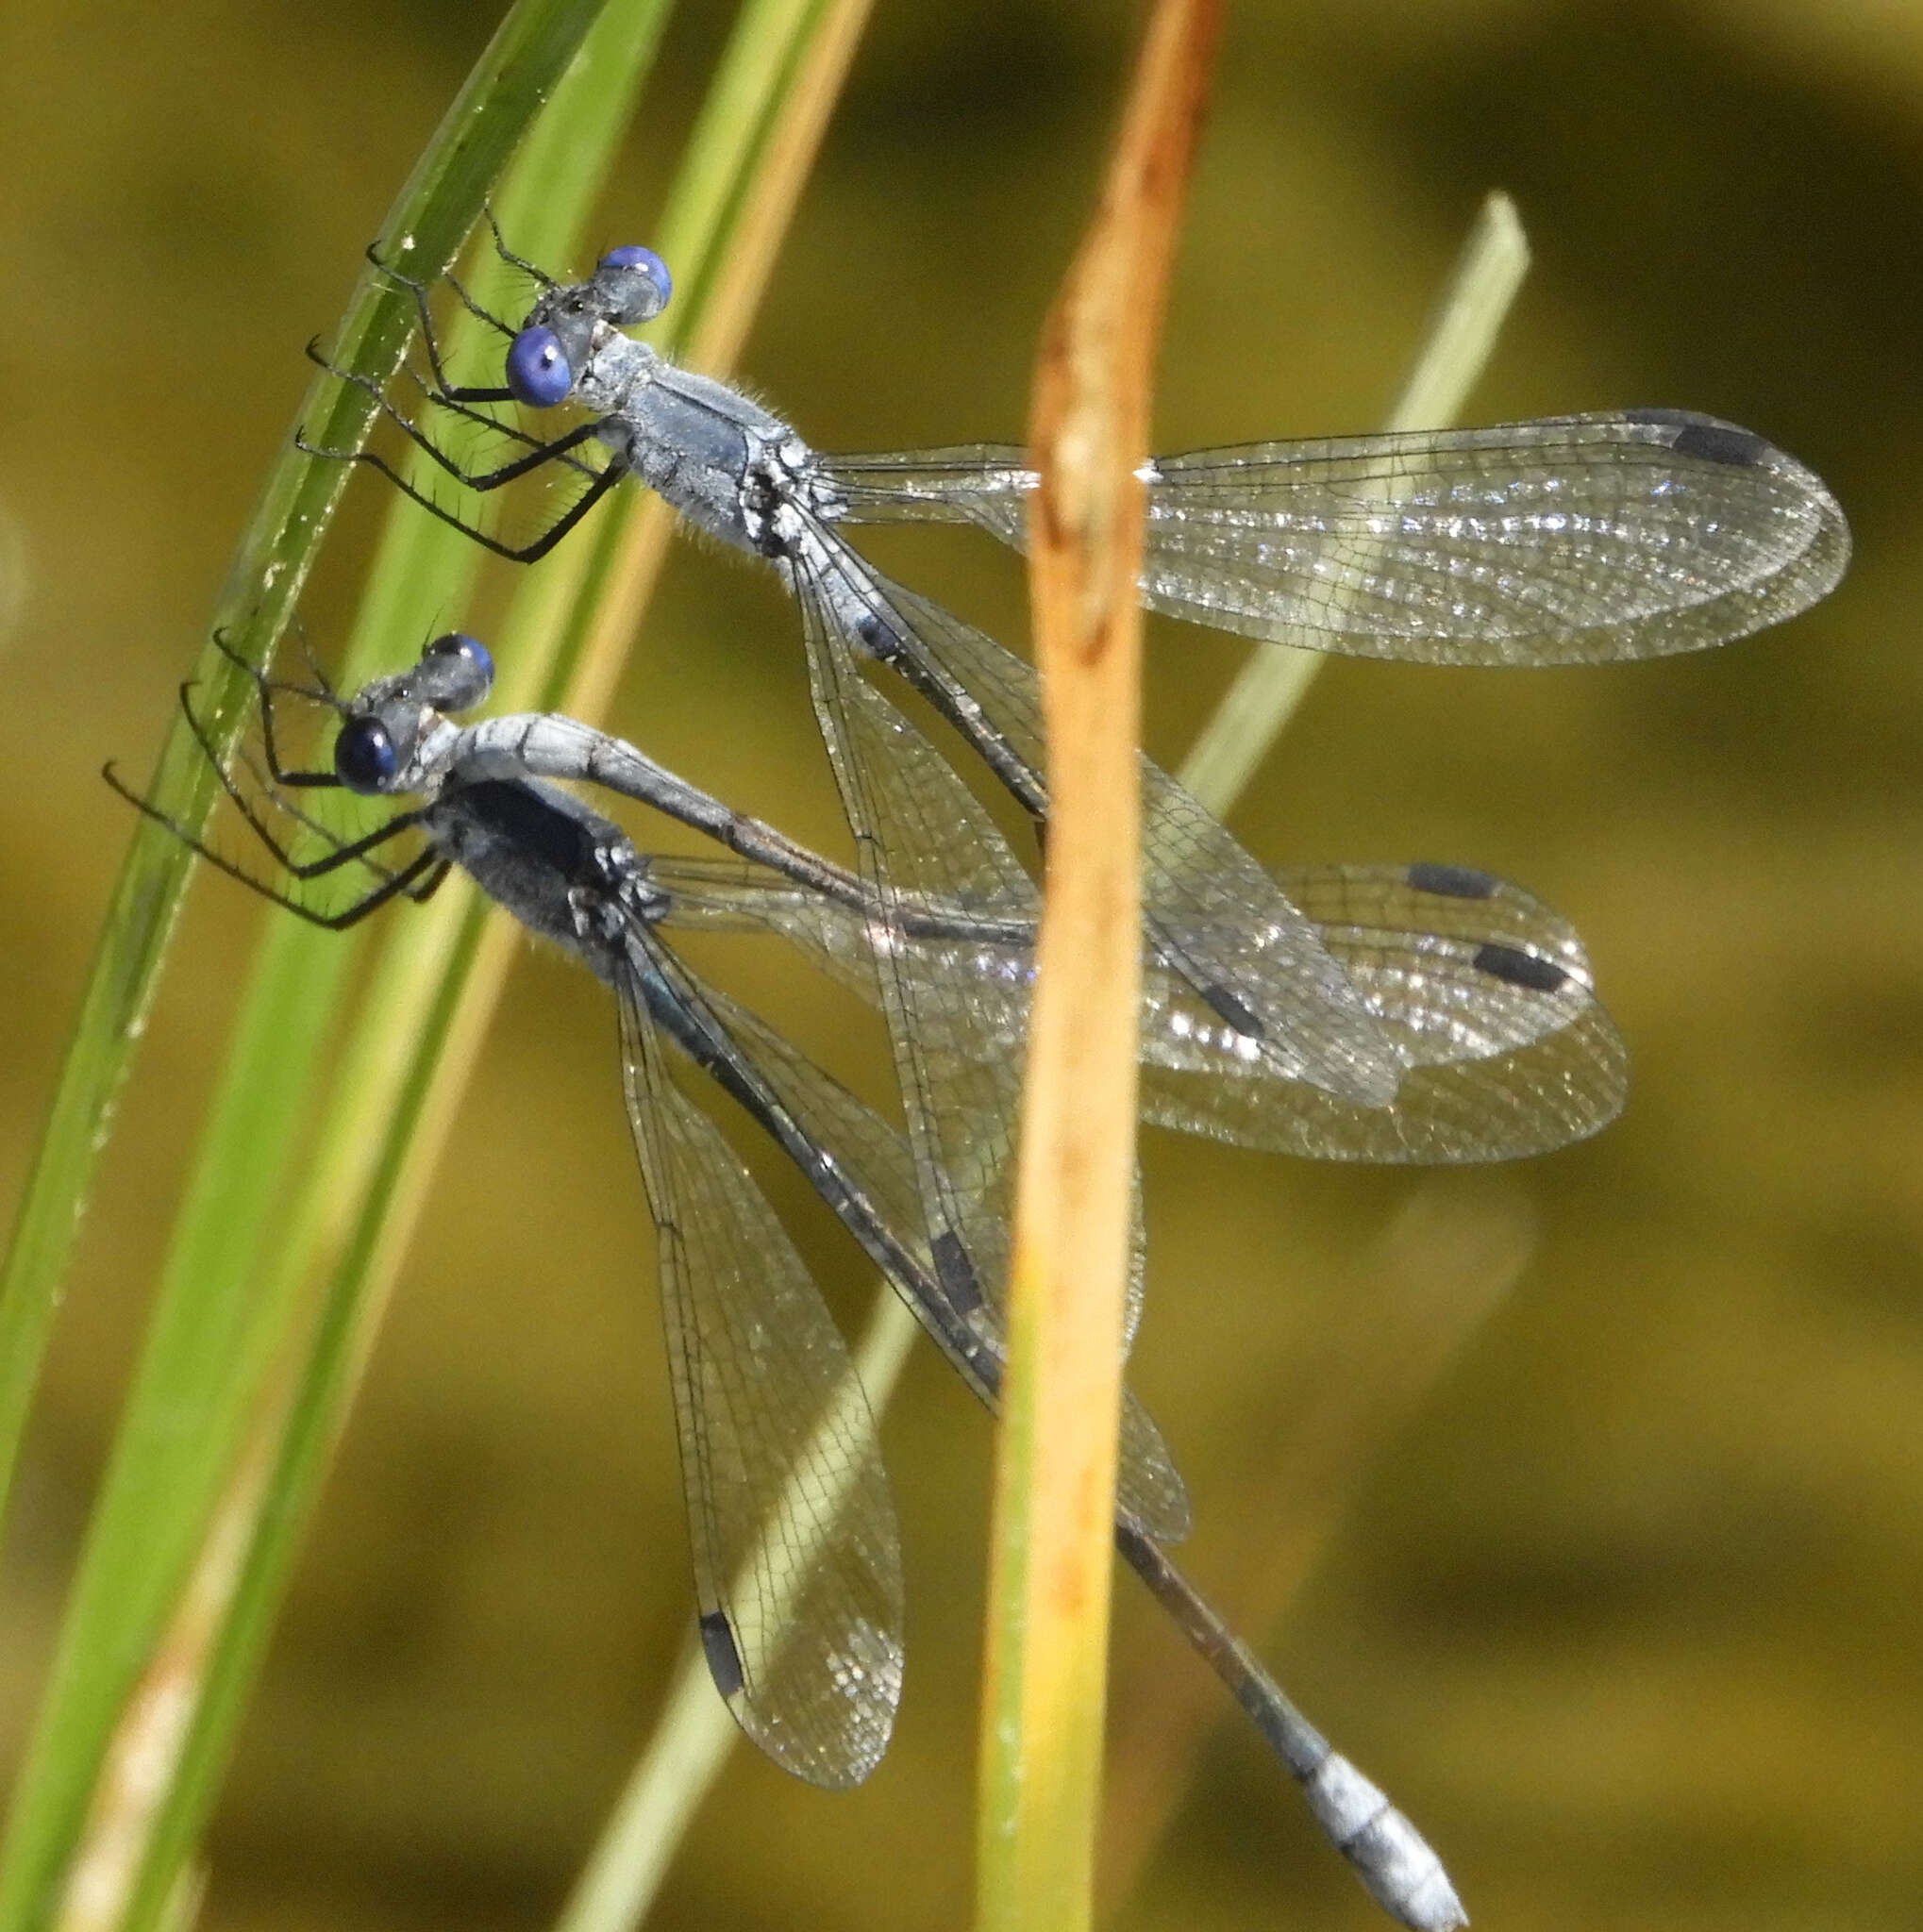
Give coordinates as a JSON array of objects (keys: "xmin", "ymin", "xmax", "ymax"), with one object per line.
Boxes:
[
  {"xmin": 1269, "ymin": 861, "xmax": 1599, "ymax": 1066},
  {"xmin": 1144, "ymin": 933, "xmax": 1626, "ymax": 1162},
  {"xmin": 648, "ymin": 854, "xmax": 1625, "ymax": 1162},
  {"xmin": 781, "ymin": 539, "xmax": 1158, "ymax": 1359},
  {"xmin": 1272, "ymin": 860, "xmax": 1586, "ymax": 965},
  {"xmin": 698, "ymin": 983, "xmax": 1192, "ymax": 1542},
  {"xmin": 823, "ymin": 410, "xmax": 1848, "ymax": 663},
  {"xmin": 795, "ymin": 543, "xmax": 1403, "ymax": 1106},
  {"xmin": 611, "ymin": 960, "xmax": 904, "ymax": 1789}
]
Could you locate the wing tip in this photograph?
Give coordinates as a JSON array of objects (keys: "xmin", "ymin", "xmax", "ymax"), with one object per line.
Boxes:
[{"xmin": 1621, "ymin": 406, "xmax": 1852, "ymax": 585}]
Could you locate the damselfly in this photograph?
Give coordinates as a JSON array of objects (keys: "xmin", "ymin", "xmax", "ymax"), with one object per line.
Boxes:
[
  {"xmin": 110, "ymin": 631, "xmax": 1486, "ymax": 1928},
  {"xmin": 296, "ymin": 231, "xmax": 1750, "ymax": 1260}
]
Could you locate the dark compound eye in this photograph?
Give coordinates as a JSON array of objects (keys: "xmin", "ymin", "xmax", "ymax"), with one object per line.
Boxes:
[
  {"xmin": 505, "ymin": 325, "xmax": 573, "ymax": 407},
  {"xmin": 335, "ymin": 717, "xmax": 399, "ymax": 794},
  {"xmin": 423, "ymin": 630, "xmax": 494, "ymax": 710},
  {"xmin": 427, "ymin": 631, "xmax": 493, "ymax": 680}
]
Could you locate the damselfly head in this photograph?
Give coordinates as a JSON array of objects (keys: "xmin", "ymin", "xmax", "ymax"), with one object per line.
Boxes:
[
  {"xmin": 510, "ymin": 245, "xmax": 672, "ymax": 407},
  {"xmin": 333, "ymin": 634, "xmax": 493, "ymax": 792}
]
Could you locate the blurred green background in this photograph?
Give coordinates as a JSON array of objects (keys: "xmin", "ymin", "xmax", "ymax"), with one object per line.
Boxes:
[{"xmin": 2, "ymin": 0, "xmax": 1920, "ymax": 1926}]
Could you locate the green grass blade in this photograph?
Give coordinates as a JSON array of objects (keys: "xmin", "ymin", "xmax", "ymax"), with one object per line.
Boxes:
[
  {"xmin": 0, "ymin": 3, "xmax": 660, "ymax": 1925},
  {"xmin": 41, "ymin": 7, "xmax": 872, "ymax": 1929},
  {"xmin": 0, "ymin": 0, "xmax": 616, "ymax": 1552}
]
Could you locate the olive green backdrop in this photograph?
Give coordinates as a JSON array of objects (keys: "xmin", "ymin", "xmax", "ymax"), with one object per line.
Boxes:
[{"xmin": 0, "ymin": 2, "xmax": 1917, "ymax": 1927}]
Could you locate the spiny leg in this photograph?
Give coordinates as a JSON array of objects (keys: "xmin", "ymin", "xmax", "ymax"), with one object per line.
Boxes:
[
  {"xmin": 390, "ymin": 357, "xmax": 604, "ymax": 472},
  {"xmin": 205, "ymin": 628, "xmax": 342, "ymax": 790},
  {"xmin": 481, "ymin": 205, "xmax": 560, "ymax": 291},
  {"xmin": 291, "ymin": 422, "xmax": 625, "ymax": 563},
  {"xmin": 297, "ymin": 342, "xmax": 608, "ymax": 491},
  {"xmin": 105, "ymin": 762, "xmax": 447, "ymax": 928},
  {"xmin": 364, "ymin": 238, "xmax": 518, "ymax": 401}
]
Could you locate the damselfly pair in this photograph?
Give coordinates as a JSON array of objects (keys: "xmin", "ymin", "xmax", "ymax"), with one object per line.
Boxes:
[{"xmin": 126, "ymin": 219, "xmax": 1847, "ymax": 1929}]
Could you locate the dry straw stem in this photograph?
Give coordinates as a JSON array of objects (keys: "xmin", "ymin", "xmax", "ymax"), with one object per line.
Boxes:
[
  {"xmin": 1086, "ymin": 191, "xmax": 1534, "ymax": 1909},
  {"xmin": 978, "ymin": 6, "xmax": 1221, "ymax": 1931}
]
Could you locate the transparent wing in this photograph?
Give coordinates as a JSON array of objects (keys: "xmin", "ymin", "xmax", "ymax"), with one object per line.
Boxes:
[
  {"xmin": 783, "ymin": 535, "xmax": 1160, "ymax": 1357},
  {"xmin": 691, "ymin": 980, "xmax": 1191, "ymax": 1543},
  {"xmin": 1144, "ymin": 859, "xmax": 1627, "ymax": 1160},
  {"xmin": 797, "ymin": 541, "xmax": 1403, "ymax": 1106},
  {"xmin": 612, "ymin": 961, "xmax": 903, "ymax": 1789},
  {"xmin": 824, "ymin": 409, "xmax": 1848, "ymax": 662},
  {"xmin": 649, "ymin": 855, "xmax": 1624, "ymax": 1162},
  {"xmin": 1274, "ymin": 859, "xmax": 1588, "ymax": 962},
  {"xmin": 1270, "ymin": 859, "xmax": 1592, "ymax": 1063}
]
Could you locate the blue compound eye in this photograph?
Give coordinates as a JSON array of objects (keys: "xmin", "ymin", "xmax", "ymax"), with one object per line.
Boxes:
[
  {"xmin": 600, "ymin": 243, "xmax": 671, "ymax": 298},
  {"xmin": 506, "ymin": 325, "xmax": 573, "ymax": 407},
  {"xmin": 335, "ymin": 718, "xmax": 400, "ymax": 795},
  {"xmin": 597, "ymin": 244, "xmax": 672, "ymax": 324}
]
